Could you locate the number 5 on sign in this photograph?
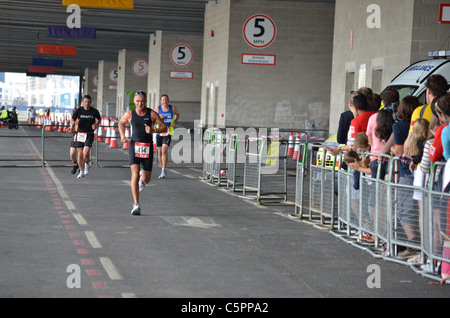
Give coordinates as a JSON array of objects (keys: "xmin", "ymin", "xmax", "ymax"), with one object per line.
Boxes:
[
  {"xmin": 170, "ymin": 44, "xmax": 194, "ymax": 68},
  {"xmin": 243, "ymin": 14, "xmax": 277, "ymax": 49}
]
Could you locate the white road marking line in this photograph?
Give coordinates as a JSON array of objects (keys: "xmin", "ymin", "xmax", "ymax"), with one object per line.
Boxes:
[
  {"xmin": 85, "ymin": 231, "xmax": 102, "ymax": 248},
  {"xmin": 73, "ymin": 213, "xmax": 88, "ymax": 226},
  {"xmin": 100, "ymin": 257, "xmax": 123, "ymax": 280},
  {"xmin": 121, "ymin": 292, "xmax": 137, "ymax": 298}
]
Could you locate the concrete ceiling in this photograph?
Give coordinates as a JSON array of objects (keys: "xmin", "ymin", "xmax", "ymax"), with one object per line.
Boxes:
[
  {"xmin": 0, "ymin": 0, "xmax": 335, "ymax": 77},
  {"xmin": 0, "ymin": 0, "xmax": 211, "ymax": 76}
]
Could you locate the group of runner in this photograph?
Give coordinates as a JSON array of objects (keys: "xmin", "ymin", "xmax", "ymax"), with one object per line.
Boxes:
[{"xmin": 70, "ymin": 92, "xmax": 180, "ymax": 216}]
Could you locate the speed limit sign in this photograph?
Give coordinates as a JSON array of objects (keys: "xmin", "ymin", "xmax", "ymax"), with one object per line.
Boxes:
[
  {"xmin": 243, "ymin": 14, "xmax": 277, "ymax": 49},
  {"xmin": 109, "ymin": 68, "xmax": 118, "ymax": 83},
  {"xmin": 133, "ymin": 59, "xmax": 148, "ymax": 77},
  {"xmin": 170, "ymin": 44, "xmax": 194, "ymax": 68}
]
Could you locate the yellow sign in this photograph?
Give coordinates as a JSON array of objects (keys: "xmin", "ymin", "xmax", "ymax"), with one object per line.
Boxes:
[{"xmin": 62, "ymin": 0, "xmax": 134, "ymax": 9}]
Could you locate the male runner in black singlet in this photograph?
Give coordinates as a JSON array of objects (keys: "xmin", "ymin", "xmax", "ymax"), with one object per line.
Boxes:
[
  {"xmin": 70, "ymin": 95, "xmax": 101, "ymax": 179},
  {"xmin": 118, "ymin": 91, "xmax": 167, "ymax": 215}
]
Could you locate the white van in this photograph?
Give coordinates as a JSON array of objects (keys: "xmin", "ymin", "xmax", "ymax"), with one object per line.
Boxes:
[{"xmin": 381, "ymin": 52, "xmax": 450, "ymax": 102}]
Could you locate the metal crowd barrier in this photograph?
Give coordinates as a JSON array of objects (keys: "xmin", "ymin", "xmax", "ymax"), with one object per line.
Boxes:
[
  {"xmin": 210, "ymin": 130, "xmax": 227, "ymax": 186},
  {"xmin": 336, "ymin": 153, "xmax": 392, "ymax": 249},
  {"xmin": 226, "ymin": 134, "xmax": 244, "ymax": 192},
  {"xmin": 242, "ymin": 136, "xmax": 288, "ymax": 204},
  {"xmin": 332, "ymin": 151, "xmax": 450, "ymax": 282},
  {"xmin": 202, "ymin": 128, "xmax": 215, "ymax": 180},
  {"xmin": 421, "ymin": 161, "xmax": 450, "ymax": 279},
  {"xmin": 0, "ymin": 124, "xmax": 131, "ymax": 167},
  {"xmin": 294, "ymin": 142, "xmax": 310, "ymax": 217},
  {"xmin": 306, "ymin": 143, "xmax": 337, "ymax": 227}
]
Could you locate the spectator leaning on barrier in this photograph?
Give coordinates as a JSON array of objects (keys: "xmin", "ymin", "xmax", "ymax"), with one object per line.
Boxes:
[
  {"xmin": 429, "ymin": 96, "xmax": 450, "ymax": 164},
  {"xmin": 358, "ymin": 86, "xmax": 376, "ymax": 111},
  {"xmin": 390, "ymin": 95, "xmax": 421, "ymax": 258},
  {"xmin": 417, "ymin": 113, "xmax": 444, "ymax": 266},
  {"xmin": 337, "ymin": 109, "xmax": 354, "ymax": 145},
  {"xmin": 404, "ymin": 74, "xmax": 449, "ymax": 155},
  {"xmin": 367, "ymin": 96, "xmax": 394, "ymax": 181},
  {"xmin": 337, "ymin": 87, "xmax": 376, "ymax": 146},
  {"xmin": 344, "ymin": 132, "xmax": 375, "ymax": 242},
  {"xmin": 379, "ymin": 88, "xmax": 400, "ymax": 155},
  {"xmin": 438, "ymin": 94, "xmax": 450, "ymax": 163},
  {"xmin": 331, "ymin": 92, "xmax": 377, "ymax": 156}
]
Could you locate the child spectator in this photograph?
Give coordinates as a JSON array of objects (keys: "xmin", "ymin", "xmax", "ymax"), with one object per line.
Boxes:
[{"xmin": 344, "ymin": 132, "xmax": 373, "ymax": 242}]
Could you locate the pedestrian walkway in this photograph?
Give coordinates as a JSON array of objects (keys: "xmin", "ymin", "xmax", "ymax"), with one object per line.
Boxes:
[{"xmin": 0, "ymin": 125, "xmax": 449, "ymax": 298}]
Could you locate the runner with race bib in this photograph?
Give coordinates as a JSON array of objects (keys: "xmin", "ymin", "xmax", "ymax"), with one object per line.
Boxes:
[
  {"xmin": 70, "ymin": 95, "xmax": 101, "ymax": 179},
  {"xmin": 119, "ymin": 91, "xmax": 167, "ymax": 215},
  {"xmin": 156, "ymin": 94, "xmax": 180, "ymax": 179}
]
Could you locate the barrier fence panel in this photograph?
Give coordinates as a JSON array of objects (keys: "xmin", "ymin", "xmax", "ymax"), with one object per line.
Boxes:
[
  {"xmin": 330, "ymin": 149, "xmax": 450, "ymax": 282},
  {"xmin": 211, "ymin": 130, "xmax": 227, "ymax": 185},
  {"xmin": 202, "ymin": 128, "xmax": 215, "ymax": 180},
  {"xmin": 308, "ymin": 144, "xmax": 337, "ymax": 226},
  {"xmin": 0, "ymin": 124, "xmax": 42, "ymax": 167},
  {"xmin": 242, "ymin": 135, "xmax": 289, "ymax": 205},
  {"xmin": 226, "ymin": 134, "xmax": 244, "ymax": 192},
  {"xmin": 387, "ymin": 157, "xmax": 422, "ymax": 259},
  {"xmin": 373, "ymin": 155, "xmax": 391, "ymax": 248},
  {"xmin": 259, "ymin": 137, "xmax": 288, "ymax": 203},
  {"xmin": 337, "ymin": 158, "xmax": 354, "ymax": 235},
  {"xmin": 243, "ymin": 138, "xmax": 261, "ymax": 199},
  {"xmin": 423, "ymin": 161, "xmax": 450, "ymax": 277},
  {"xmin": 294, "ymin": 142, "xmax": 308, "ymax": 217}
]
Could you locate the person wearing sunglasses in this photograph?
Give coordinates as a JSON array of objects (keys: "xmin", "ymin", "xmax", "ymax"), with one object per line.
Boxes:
[{"xmin": 118, "ymin": 91, "xmax": 167, "ymax": 215}]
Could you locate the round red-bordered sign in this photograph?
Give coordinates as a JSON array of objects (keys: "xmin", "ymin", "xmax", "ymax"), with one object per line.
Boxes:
[
  {"xmin": 170, "ymin": 44, "xmax": 194, "ymax": 68},
  {"xmin": 243, "ymin": 14, "xmax": 277, "ymax": 49},
  {"xmin": 109, "ymin": 68, "xmax": 118, "ymax": 83},
  {"xmin": 133, "ymin": 59, "xmax": 148, "ymax": 77}
]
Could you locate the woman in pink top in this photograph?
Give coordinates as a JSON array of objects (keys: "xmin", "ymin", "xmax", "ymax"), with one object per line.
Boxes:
[{"xmin": 366, "ymin": 108, "xmax": 395, "ymax": 179}]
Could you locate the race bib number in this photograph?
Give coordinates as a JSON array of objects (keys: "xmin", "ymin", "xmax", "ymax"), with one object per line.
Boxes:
[
  {"xmin": 135, "ymin": 142, "xmax": 151, "ymax": 158},
  {"xmin": 76, "ymin": 132, "xmax": 87, "ymax": 143}
]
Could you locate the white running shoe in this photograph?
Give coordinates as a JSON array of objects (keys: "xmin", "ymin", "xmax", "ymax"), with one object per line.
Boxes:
[
  {"xmin": 77, "ymin": 171, "xmax": 84, "ymax": 179},
  {"xmin": 84, "ymin": 163, "xmax": 89, "ymax": 175},
  {"xmin": 158, "ymin": 170, "xmax": 166, "ymax": 179},
  {"xmin": 139, "ymin": 180, "xmax": 145, "ymax": 192},
  {"xmin": 131, "ymin": 204, "xmax": 141, "ymax": 216}
]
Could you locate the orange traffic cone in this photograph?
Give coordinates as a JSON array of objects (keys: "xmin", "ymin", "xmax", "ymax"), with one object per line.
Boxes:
[
  {"xmin": 104, "ymin": 118, "xmax": 111, "ymax": 144},
  {"xmin": 123, "ymin": 123, "xmax": 130, "ymax": 149},
  {"xmin": 287, "ymin": 131, "xmax": 294, "ymax": 157},
  {"xmin": 58, "ymin": 117, "xmax": 63, "ymax": 132},
  {"xmin": 46, "ymin": 116, "xmax": 53, "ymax": 131},
  {"xmin": 293, "ymin": 133, "xmax": 300, "ymax": 161},
  {"xmin": 102, "ymin": 117, "xmax": 107, "ymax": 132},
  {"xmin": 97, "ymin": 122, "xmax": 103, "ymax": 142},
  {"xmin": 109, "ymin": 123, "xmax": 118, "ymax": 148}
]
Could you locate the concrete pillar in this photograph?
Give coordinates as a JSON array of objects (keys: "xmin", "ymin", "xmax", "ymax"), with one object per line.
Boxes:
[
  {"xmin": 83, "ymin": 67, "xmax": 98, "ymax": 106},
  {"xmin": 116, "ymin": 49, "xmax": 148, "ymax": 119},
  {"xmin": 202, "ymin": 0, "xmax": 334, "ymax": 132},
  {"xmin": 329, "ymin": 0, "xmax": 450, "ymax": 134},
  {"xmin": 147, "ymin": 31, "xmax": 203, "ymax": 128},
  {"xmin": 97, "ymin": 60, "xmax": 118, "ymax": 118}
]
